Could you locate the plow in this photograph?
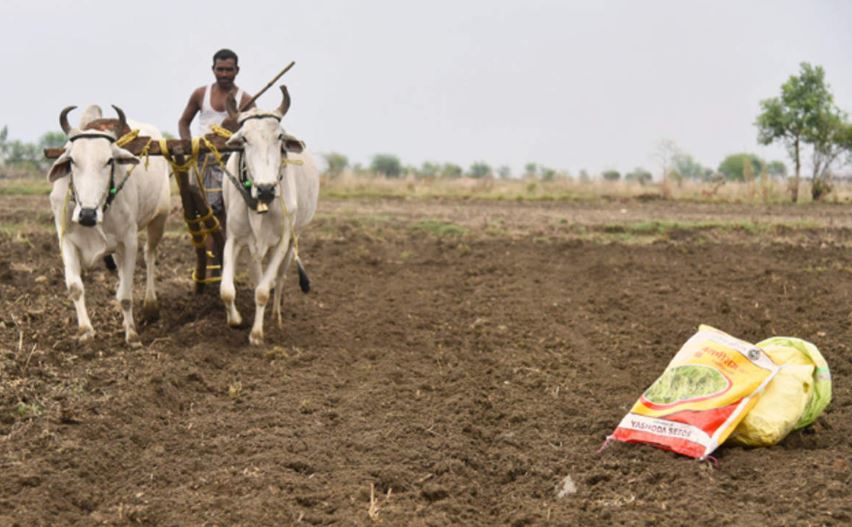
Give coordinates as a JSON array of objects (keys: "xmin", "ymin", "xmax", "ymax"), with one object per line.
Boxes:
[{"xmin": 43, "ymin": 63, "xmax": 302, "ymax": 293}]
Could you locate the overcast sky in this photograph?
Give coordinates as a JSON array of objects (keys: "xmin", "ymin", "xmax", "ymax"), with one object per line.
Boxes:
[{"xmin": 1, "ymin": 0, "xmax": 850, "ymax": 176}]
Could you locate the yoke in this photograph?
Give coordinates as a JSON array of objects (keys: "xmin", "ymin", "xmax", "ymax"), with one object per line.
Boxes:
[{"xmin": 44, "ymin": 133, "xmax": 306, "ymax": 294}]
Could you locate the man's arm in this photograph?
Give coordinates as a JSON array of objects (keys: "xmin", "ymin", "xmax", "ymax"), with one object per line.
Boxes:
[{"xmin": 178, "ymin": 88, "xmax": 204, "ymax": 141}]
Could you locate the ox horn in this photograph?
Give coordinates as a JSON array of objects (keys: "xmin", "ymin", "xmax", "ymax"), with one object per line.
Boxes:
[
  {"xmin": 111, "ymin": 105, "xmax": 128, "ymax": 136},
  {"xmin": 277, "ymin": 85, "xmax": 291, "ymax": 117},
  {"xmin": 59, "ymin": 106, "xmax": 77, "ymax": 134}
]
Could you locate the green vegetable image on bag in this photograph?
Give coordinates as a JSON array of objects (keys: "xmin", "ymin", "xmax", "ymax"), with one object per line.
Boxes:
[{"xmin": 643, "ymin": 365, "xmax": 729, "ymax": 405}]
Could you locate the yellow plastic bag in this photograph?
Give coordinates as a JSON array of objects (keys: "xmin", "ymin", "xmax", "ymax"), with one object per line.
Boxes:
[{"xmin": 728, "ymin": 337, "xmax": 831, "ymax": 446}]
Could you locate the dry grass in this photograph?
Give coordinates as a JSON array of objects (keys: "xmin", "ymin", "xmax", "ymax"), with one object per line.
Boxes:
[
  {"xmin": 320, "ymin": 171, "xmax": 852, "ymax": 204},
  {"xmin": 4, "ymin": 169, "xmax": 851, "ymax": 204},
  {"xmin": 367, "ymin": 482, "xmax": 392, "ymax": 522}
]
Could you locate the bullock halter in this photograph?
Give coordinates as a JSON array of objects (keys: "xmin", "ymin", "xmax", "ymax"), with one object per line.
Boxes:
[
  {"xmin": 66, "ymin": 131, "xmax": 135, "ymax": 212},
  {"xmin": 226, "ymin": 113, "xmax": 287, "ymax": 213}
]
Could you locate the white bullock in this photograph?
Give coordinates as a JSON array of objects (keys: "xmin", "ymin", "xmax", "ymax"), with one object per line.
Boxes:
[
  {"xmin": 47, "ymin": 105, "xmax": 171, "ymax": 346},
  {"xmin": 219, "ymin": 85, "xmax": 319, "ymax": 345}
]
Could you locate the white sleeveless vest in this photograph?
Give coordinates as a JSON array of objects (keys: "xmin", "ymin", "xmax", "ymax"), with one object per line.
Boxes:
[{"xmin": 198, "ymin": 84, "xmax": 244, "ymax": 135}]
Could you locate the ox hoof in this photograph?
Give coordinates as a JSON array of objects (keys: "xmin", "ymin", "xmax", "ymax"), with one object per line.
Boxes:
[
  {"xmin": 126, "ymin": 330, "xmax": 142, "ymax": 348},
  {"xmin": 249, "ymin": 331, "xmax": 264, "ymax": 346},
  {"xmin": 227, "ymin": 313, "xmax": 243, "ymax": 329},
  {"xmin": 77, "ymin": 327, "xmax": 96, "ymax": 342},
  {"xmin": 142, "ymin": 301, "xmax": 160, "ymax": 323}
]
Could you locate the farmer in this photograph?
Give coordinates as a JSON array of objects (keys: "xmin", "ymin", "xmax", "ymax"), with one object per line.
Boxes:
[{"xmin": 178, "ymin": 48, "xmax": 254, "ymax": 277}]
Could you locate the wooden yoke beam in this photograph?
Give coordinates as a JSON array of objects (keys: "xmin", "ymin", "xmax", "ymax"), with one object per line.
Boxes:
[{"xmin": 43, "ymin": 136, "xmax": 240, "ymax": 159}]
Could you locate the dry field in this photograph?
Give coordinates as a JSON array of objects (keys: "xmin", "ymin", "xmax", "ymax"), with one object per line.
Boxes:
[{"xmin": 0, "ymin": 184, "xmax": 850, "ymax": 526}]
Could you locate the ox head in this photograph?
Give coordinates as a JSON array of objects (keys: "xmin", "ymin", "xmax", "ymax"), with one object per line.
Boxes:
[
  {"xmin": 225, "ymin": 85, "xmax": 292, "ymax": 206},
  {"xmin": 48, "ymin": 105, "xmax": 139, "ymax": 227}
]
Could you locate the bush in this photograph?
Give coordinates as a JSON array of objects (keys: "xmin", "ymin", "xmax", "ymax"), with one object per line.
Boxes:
[
  {"xmin": 602, "ymin": 170, "xmax": 621, "ymax": 182},
  {"xmin": 625, "ymin": 168, "xmax": 653, "ymax": 185},
  {"xmin": 370, "ymin": 154, "xmax": 402, "ymax": 178},
  {"xmin": 468, "ymin": 162, "xmax": 492, "ymax": 179},
  {"xmin": 323, "ymin": 152, "xmax": 349, "ymax": 178}
]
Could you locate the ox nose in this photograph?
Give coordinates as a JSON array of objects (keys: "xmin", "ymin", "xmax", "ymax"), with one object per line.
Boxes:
[
  {"xmin": 255, "ymin": 184, "xmax": 276, "ymax": 203},
  {"xmin": 78, "ymin": 207, "xmax": 98, "ymax": 227}
]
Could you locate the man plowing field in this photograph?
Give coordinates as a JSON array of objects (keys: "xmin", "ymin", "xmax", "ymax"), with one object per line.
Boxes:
[{"xmin": 178, "ymin": 48, "xmax": 255, "ymax": 278}]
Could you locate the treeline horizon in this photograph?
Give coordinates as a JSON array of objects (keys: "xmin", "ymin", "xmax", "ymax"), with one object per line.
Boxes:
[
  {"xmin": 3, "ymin": 62, "xmax": 850, "ymax": 202},
  {"xmin": 317, "ymin": 148, "xmax": 794, "ymax": 187},
  {"xmin": 0, "ymin": 125, "xmax": 793, "ymax": 186}
]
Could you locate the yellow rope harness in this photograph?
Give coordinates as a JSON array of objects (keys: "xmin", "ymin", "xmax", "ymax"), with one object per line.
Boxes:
[{"xmin": 158, "ymin": 137, "xmax": 201, "ymax": 173}]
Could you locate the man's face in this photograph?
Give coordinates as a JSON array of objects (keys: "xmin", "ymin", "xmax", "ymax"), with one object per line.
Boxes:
[{"xmin": 213, "ymin": 58, "xmax": 238, "ymax": 89}]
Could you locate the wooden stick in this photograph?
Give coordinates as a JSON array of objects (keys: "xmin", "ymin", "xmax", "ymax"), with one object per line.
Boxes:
[{"xmin": 240, "ymin": 61, "xmax": 296, "ymax": 111}]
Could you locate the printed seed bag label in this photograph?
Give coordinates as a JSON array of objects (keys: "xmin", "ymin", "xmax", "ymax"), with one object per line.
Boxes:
[{"xmin": 609, "ymin": 325, "xmax": 779, "ymax": 459}]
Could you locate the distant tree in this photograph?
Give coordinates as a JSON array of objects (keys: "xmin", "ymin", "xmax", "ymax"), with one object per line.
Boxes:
[
  {"xmin": 756, "ymin": 62, "xmax": 843, "ymax": 202},
  {"xmin": 4, "ymin": 140, "xmax": 42, "ymax": 171},
  {"xmin": 419, "ymin": 161, "xmax": 440, "ymax": 178},
  {"xmin": 0, "ymin": 125, "xmax": 9, "ymax": 163},
  {"xmin": 323, "ymin": 152, "xmax": 349, "ymax": 178},
  {"xmin": 766, "ymin": 160, "xmax": 787, "ymax": 178},
  {"xmin": 602, "ymin": 170, "xmax": 621, "ymax": 182},
  {"xmin": 809, "ymin": 113, "xmax": 852, "ymax": 199},
  {"xmin": 625, "ymin": 167, "xmax": 653, "ymax": 185},
  {"xmin": 497, "ymin": 165, "xmax": 512, "ymax": 179},
  {"xmin": 37, "ymin": 131, "xmax": 65, "ymax": 150},
  {"xmin": 578, "ymin": 169, "xmax": 591, "ymax": 183},
  {"xmin": 654, "ymin": 139, "xmax": 680, "ymax": 181},
  {"xmin": 540, "ymin": 166, "xmax": 557, "ymax": 181},
  {"xmin": 370, "ymin": 153, "xmax": 402, "ymax": 178},
  {"xmin": 468, "ymin": 161, "xmax": 492, "ymax": 179},
  {"xmin": 441, "ymin": 162, "xmax": 463, "ymax": 179},
  {"xmin": 718, "ymin": 153, "xmax": 765, "ymax": 182},
  {"xmin": 672, "ymin": 152, "xmax": 707, "ymax": 180},
  {"xmin": 524, "ymin": 162, "xmax": 538, "ymax": 179}
]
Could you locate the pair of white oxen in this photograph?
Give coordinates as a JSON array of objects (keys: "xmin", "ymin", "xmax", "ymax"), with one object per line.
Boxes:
[{"xmin": 47, "ymin": 87, "xmax": 319, "ymax": 346}]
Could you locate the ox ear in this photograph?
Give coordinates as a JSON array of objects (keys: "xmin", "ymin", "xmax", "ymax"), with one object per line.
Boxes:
[
  {"xmin": 47, "ymin": 149, "xmax": 72, "ymax": 183},
  {"xmin": 111, "ymin": 144, "xmax": 140, "ymax": 165},
  {"xmin": 281, "ymin": 136, "xmax": 305, "ymax": 154},
  {"xmin": 225, "ymin": 129, "xmax": 245, "ymax": 146}
]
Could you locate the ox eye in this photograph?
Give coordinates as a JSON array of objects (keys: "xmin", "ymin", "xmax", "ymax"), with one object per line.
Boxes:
[{"xmin": 106, "ymin": 159, "xmax": 115, "ymax": 167}]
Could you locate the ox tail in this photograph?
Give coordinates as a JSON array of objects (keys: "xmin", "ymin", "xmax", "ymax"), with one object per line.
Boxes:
[
  {"xmin": 103, "ymin": 254, "xmax": 117, "ymax": 272},
  {"xmin": 296, "ymin": 257, "xmax": 311, "ymax": 294}
]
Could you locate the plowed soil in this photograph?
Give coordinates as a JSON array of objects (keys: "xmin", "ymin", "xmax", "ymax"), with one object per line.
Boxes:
[{"xmin": 1, "ymin": 194, "xmax": 850, "ymax": 526}]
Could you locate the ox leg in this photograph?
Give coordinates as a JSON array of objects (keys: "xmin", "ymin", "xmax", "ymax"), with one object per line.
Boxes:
[
  {"xmin": 142, "ymin": 212, "xmax": 167, "ymax": 322},
  {"xmin": 114, "ymin": 239, "xmax": 141, "ymax": 347},
  {"xmin": 272, "ymin": 244, "xmax": 295, "ymax": 328},
  {"xmin": 220, "ymin": 237, "xmax": 243, "ymax": 328},
  {"xmin": 61, "ymin": 239, "xmax": 95, "ymax": 341},
  {"xmin": 248, "ymin": 258, "xmax": 262, "ymax": 288},
  {"xmin": 250, "ymin": 239, "xmax": 290, "ymax": 346}
]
